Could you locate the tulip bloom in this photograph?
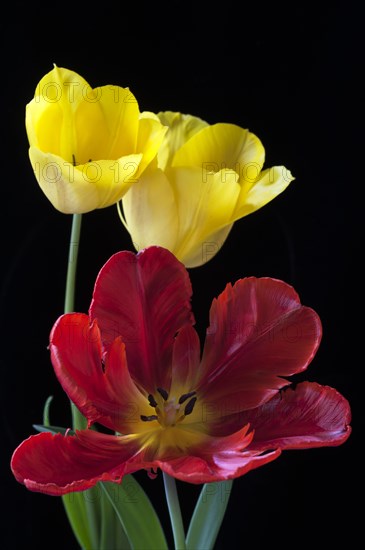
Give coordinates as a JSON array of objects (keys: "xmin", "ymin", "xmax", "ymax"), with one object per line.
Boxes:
[
  {"xmin": 26, "ymin": 66, "xmax": 167, "ymax": 213},
  {"xmin": 121, "ymin": 112, "xmax": 295, "ymax": 267},
  {"xmin": 11, "ymin": 247, "xmax": 351, "ymax": 495}
]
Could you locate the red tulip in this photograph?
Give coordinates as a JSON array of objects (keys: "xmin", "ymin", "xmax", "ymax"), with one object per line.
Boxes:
[{"xmin": 11, "ymin": 247, "xmax": 351, "ymax": 495}]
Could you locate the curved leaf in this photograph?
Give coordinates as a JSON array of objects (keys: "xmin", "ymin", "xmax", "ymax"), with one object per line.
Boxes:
[
  {"xmin": 186, "ymin": 480, "xmax": 233, "ymax": 550},
  {"xmin": 101, "ymin": 475, "xmax": 168, "ymax": 550}
]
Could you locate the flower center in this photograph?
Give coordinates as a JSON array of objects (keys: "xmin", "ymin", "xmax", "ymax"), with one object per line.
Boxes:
[{"xmin": 140, "ymin": 388, "xmax": 197, "ymax": 428}]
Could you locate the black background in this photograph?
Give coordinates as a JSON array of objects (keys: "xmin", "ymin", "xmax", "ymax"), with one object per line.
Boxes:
[{"xmin": 2, "ymin": 1, "xmax": 362, "ymax": 549}]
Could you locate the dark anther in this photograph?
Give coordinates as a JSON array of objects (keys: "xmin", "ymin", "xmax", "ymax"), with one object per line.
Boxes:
[
  {"xmin": 184, "ymin": 397, "xmax": 197, "ymax": 416},
  {"xmin": 148, "ymin": 394, "xmax": 158, "ymax": 407},
  {"xmin": 101, "ymin": 360, "xmax": 106, "ymax": 373},
  {"xmin": 72, "ymin": 154, "xmax": 76, "ymax": 166},
  {"xmin": 140, "ymin": 415, "xmax": 158, "ymax": 422},
  {"xmin": 157, "ymin": 387, "xmax": 169, "ymax": 401},
  {"xmin": 178, "ymin": 391, "xmax": 196, "ymax": 404}
]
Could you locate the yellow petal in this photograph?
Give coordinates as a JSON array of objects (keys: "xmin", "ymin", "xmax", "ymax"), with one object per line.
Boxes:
[
  {"xmin": 122, "ymin": 167, "xmax": 178, "ymax": 252},
  {"xmin": 172, "ymin": 123, "xmax": 265, "ymax": 175},
  {"xmin": 167, "ymin": 166, "xmax": 241, "ymax": 267},
  {"xmin": 94, "ymin": 85, "xmax": 139, "ymax": 159},
  {"xmin": 156, "ymin": 111, "xmax": 208, "ymax": 170},
  {"xmin": 234, "ymin": 166, "xmax": 295, "ymax": 219},
  {"xmin": 29, "ymin": 147, "xmax": 142, "ymax": 213},
  {"xmin": 139, "ymin": 110, "xmax": 161, "ymax": 122},
  {"xmin": 136, "ymin": 115, "xmax": 168, "ymax": 175},
  {"xmin": 181, "ymin": 223, "xmax": 234, "ymax": 268}
]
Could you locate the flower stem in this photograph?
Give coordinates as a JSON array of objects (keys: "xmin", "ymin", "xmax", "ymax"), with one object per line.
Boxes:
[
  {"xmin": 163, "ymin": 472, "xmax": 186, "ymax": 550},
  {"xmin": 64, "ymin": 213, "xmax": 86, "ymax": 430},
  {"xmin": 64, "ymin": 213, "xmax": 82, "ymax": 314}
]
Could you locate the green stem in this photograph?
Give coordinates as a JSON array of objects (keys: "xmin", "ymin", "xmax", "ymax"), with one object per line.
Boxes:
[
  {"xmin": 64, "ymin": 213, "xmax": 82, "ymax": 314},
  {"xmin": 163, "ymin": 472, "xmax": 186, "ymax": 550},
  {"xmin": 63, "ymin": 213, "xmax": 87, "ymax": 431}
]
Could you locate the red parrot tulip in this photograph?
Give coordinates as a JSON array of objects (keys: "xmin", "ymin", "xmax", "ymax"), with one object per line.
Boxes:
[{"xmin": 11, "ymin": 247, "xmax": 351, "ymax": 495}]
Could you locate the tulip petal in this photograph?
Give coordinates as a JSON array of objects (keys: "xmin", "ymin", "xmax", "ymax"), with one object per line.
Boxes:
[
  {"xmin": 156, "ymin": 111, "xmax": 208, "ymax": 170},
  {"xmin": 238, "ymin": 382, "xmax": 352, "ymax": 450},
  {"xmin": 178, "ymin": 223, "xmax": 234, "ymax": 269},
  {"xmin": 122, "ymin": 168, "xmax": 179, "ymax": 252},
  {"xmin": 234, "ymin": 165, "xmax": 295, "ymax": 219},
  {"xmin": 136, "ymin": 115, "xmax": 169, "ymax": 174},
  {"xmin": 170, "ymin": 325, "xmax": 201, "ymax": 395},
  {"xmin": 198, "ymin": 277, "xmax": 322, "ymax": 412},
  {"xmin": 89, "ymin": 247, "xmax": 194, "ymax": 392},
  {"xmin": 29, "ymin": 148, "xmax": 143, "ymax": 213},
  {"xmin": 154, "ymin": 425, "xmax": 280, "ymax": 483},
  {"xmin": 166, "ymin": 166, "xmax": 241, "ymax": 267},
  {"xmin": 172, "ymin": 123, "xmax": 265, "ymax": 173},
  {"xmin": 95, "ymin": 85, "xmax": 139, "ymax": 159},
  {"xmin": 10, "ymin": 430, "xmax": 141, "ymax": 496},
  {"xmin": 50, "ymin": 314, "xmax": 151, "ymax": 432}
]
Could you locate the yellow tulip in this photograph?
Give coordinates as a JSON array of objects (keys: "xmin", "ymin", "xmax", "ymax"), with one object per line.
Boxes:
[
  {"xmin": 120, "ymin": 111, "xmax": 294, "ymax": 267},
  {"xmin": 26, "ymin": 66, "xmax": 167, "ymax": 213}
]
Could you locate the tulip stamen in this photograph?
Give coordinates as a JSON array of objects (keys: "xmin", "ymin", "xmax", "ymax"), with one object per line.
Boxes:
[
  {"xmin": 184, "ymin": 397, "xmax": 197, "ymax": 416},
  {"xmin": 178, "ymin": 391, "xmax": 196, "ymax": 404},
  {"xmin": 148, "ymin": 394, "xmax": 158, "ymax": 407},
  {"xmin": 140, "ymin": 415, "xmax": 158, "ymax": 422},
  {"xmin": 157, "ymin": 387, "xmax": 169, "ymax": 401}
]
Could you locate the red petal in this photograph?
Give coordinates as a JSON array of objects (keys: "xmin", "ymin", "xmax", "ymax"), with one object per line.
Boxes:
[
  {"xmin": 198, "ymin": 277, "xmax": 322, "ymax": 411},
  {"xmin": 239, "ymin": 382, "xmax": 352, "ymax": 450},
  {"xmin": 50, "ymin": 314, "xmax": 151, "ymax": 432},
  {"xmin": 170, "ymin": 325, "xmax": 201, "ymax": 394},
  {"xmin": 151, "ymin": 425, "xmax": 281, "ymax": 483},
  {"xmin": 11, "ymin": 431, "xmax": 142, "ymax": 496},
  {"xmin": 89, "ymin": 247, "xmax": 194, "ymax": 392}
]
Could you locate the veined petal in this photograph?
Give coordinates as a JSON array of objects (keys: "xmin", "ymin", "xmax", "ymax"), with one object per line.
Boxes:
[
  {"xmin": 172, "ymin": 123, "xmax": 265, "ymax": 174},
  {"xmin": 170, "ymin": 326, "xmax": 201, "ymax": 396},
  {"xmin": 153, "ymin": 425, "xmax": 280, "ymax": 483},
  {"xmin": 50, "ymin": 314, "xmax": 151, "ymax": 432},
  {"xmin": 10, "ymin": 431, "xmax": 141, "ymax": 496},
  {"xmin": 198, "ymin": 277, "xmax": 322, "ymax": 411},
  {"xmin": 166, "ymin": 166, "xmax": 241, "ymax": 267},
  {"xmin": 158, "ymin": 451, "xmax": 280, "ymax": 484},
  {"xmin": 239, "ymin": 382, "xmax": 352, "ymax": 450},
  {"xmin": 89, "ymin": 247, "xmax": 194, "ymax": 392},
  {"xmin": 122, "ymin": 168, "xmax": 179, "ymax": 253},
  {"xmin": 29, "ymin": 148, "xmax": 142, "ymax": 213},
  {"xmin": 234, "ymin": 165, "xmax": 295, "ymax": 219},
  {"xmin": 156, "ymin": 111, "xmax": 208, "ymax": 170}
]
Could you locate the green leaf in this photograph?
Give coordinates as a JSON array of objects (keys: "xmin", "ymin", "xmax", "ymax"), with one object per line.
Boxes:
[
  {"xmin": 62, "ymin": 491, "xmax": 94, "ymax": 550},
  {"xmin": 42, "ymin": 395, "xmax": 53, "ymax": 426},
  {"xmin": 186, "ymin": 480, "xmax": 233, "ymax": 550},
  {"xmin": 32, "ymin": 424, "xmax": 74, "ymax": 436},
  {"xmin": 100, "ymin": 475, "xmax": 168, "ymax": 550},
  {"xmin": 100, "ymin": 485, "xmax": 131, "ymax": 550},
  {"xmin": 62, "ymin": 487, "xmax": 101, "ymax": 550}
]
